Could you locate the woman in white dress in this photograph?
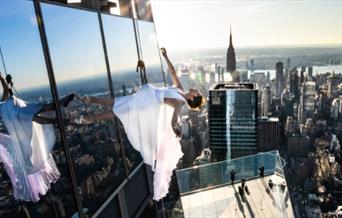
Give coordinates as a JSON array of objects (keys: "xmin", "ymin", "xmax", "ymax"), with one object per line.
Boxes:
[
  {"xmin": 0, "ymin": 74, "xmax": 74, "ymax": 202},
  {"xmin": 75, "ymin": 48, "xmax": 205, "ymax": 200}
]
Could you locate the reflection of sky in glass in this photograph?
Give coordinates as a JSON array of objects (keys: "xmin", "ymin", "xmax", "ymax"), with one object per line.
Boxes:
[
  {"xmin": 138, "ymin": 20, "xmax": 161, "ymax": 69},
  {"xmin": 0, "ymin": 1, "xmax": 49, "ymax": 91},
  {"xmin": 41, "ymin": 3, "xmax": 107, "ymax": 84},
  {"xmin": 102, "ymin": 14, "xmax": 137, "ymax": 73},
  {"xmin": 102, "ymin": 14, "xmax": 141, "ymax": 92},
  {"xmin": 138, "ymin": 20, "xmax": 164, "ymax": 86}
]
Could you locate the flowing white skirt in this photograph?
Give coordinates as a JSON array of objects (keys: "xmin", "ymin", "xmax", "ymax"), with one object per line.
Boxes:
[
  {"xmin": 0, "ymin": 96, "xmax": 60, "ymax": 202},
  {"xmin": 113, "ymin": 84, "xmax": 183, "ymax": 200}
]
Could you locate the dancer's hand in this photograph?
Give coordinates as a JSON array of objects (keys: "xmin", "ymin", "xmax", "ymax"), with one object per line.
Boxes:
[{"xmin": 160, "ymin": 48, "xmax": 167, "ymax": 58}]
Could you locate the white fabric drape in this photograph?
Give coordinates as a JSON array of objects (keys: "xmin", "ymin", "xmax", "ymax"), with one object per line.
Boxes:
[{"xmin": 113, "ymin": 84, "xmax": 184, "ymax": 200}]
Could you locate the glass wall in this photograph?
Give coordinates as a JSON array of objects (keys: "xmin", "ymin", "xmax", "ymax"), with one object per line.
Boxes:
[
  {"xmin": 137, "ymin": 21, "xmax": 165, "ymax": 87},
  {"xmin": 0, "ymin": 1, "xmax": 78, "ymax": 217},
  {"xmin": 101, "ymin": 14, "xmax": 143, "ymax": 173},
  {"xmin": 176, "ymin": 151, "xmax": 280, "ymax": 195},
  {"xmin": 0, "ymin": 0, "xmax": 162, "ymax": 217},
  {"xmin": 41, "ymin": 3, "xmax": 126, "ymax": 216}
]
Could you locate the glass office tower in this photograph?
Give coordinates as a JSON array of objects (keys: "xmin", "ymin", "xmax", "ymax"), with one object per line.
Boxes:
[{"xmin": 209, "ymin": 83, "xmax": 258, "ymax": 161}]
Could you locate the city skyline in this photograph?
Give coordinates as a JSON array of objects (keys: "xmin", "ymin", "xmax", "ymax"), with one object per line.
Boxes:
[{"xmin": 152, "ymin": 0, "xmax": 342, "ymax": 52}]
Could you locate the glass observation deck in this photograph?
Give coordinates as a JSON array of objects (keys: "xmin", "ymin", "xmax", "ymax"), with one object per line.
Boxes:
[
  {"xmin": 175, "ymin": 151, "xmax": 294, "ymax": 218},
  {"xmin": 176, "ymin": 150, "xmax": 285, "ymax": 194}
]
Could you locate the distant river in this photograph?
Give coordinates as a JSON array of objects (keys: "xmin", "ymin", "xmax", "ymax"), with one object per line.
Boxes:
[{"xmin": 246, "ymin": 64, "xmax": 342, "ymax": 80}]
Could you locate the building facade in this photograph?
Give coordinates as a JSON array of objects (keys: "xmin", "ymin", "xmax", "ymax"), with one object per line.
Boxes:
[
  {"xmin": 262, "ymin": 85, "xmax": 271, "ymax": 116},
  {"xmin": 258, "ymin": 117, "xmax": 280, "ymax": 152},
  {"xmin": 209, "ymin": 83, "xmax": 258, "ymax": 161}
]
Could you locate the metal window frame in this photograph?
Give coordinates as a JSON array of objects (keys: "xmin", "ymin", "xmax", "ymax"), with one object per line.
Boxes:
[
  {"xmin": 33, "ymin": 1, "xmax": 85, "ymax": 217},
  {"xmin": 31, "ymin": 0, "xmax": 164, "ymax": 217}
]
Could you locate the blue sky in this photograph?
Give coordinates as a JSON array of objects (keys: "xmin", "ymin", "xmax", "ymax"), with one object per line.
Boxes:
[
  {"xmin": 0, "ymin": 1, "xmax": 49, "ymax": 90},
  {"xmin": 0, "ymin": 1, "xmax": 156, "ymax": 90}
]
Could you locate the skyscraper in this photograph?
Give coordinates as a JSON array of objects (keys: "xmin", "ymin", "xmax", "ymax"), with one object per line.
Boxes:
[
  {"xmin": 300, "ymin": 81, "xmax": 316, "ymax": 122},
  {"xmin": 250, "ymin": 59, "xmax": 255, "ymax": 73},
  {"xmin": 300, "ymin": 66, "xmax": 306, "ymax": 84},
  {"xmin": 275, "ymin": 62, "xmax": 284, "ymax": 97},
  {"xmin": 290, "ymin": 68, "xmax": 299, "ymax": 102},
  {"xmin": 258, "ymin": 117, "xmax": 280, "ymax": 152},
  {"xmin": 308, "ymin": 66, "xmax": 313, "ymax": 79},
  {"xmin": 209, "ymin": 82, "xmax": 258, "ymax": 161},
  {"xmin": 286, "ymin": 58, "xmax": 291, "ymax": 72},
  {"xmin": 262, "ymin": 85, "xmax": 271, "ymax": 116},
  {"xmin": 226, "ymin": 26, "xmax": 237, "ymax": 81}
]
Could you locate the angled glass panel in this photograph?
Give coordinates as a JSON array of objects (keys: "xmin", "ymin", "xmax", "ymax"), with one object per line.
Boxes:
[
  {"xmin": 101, "ymin": 14, "xmax": 143, "ymax": 173},
  {"xmin": 137, "ymin": 20, "xmax": 165, "ymax": 87},
  {"xmin": 0, "ymin": 1, "xmax": 78, "ymax": 217},
  {"xmin": 41, "ymin": 3, "xmax": 126, "ymax": 216}
]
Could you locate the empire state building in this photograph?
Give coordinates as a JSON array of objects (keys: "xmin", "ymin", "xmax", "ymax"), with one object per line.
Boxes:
[{"xmin": 226, "ymin": 27, "xmax": 238, "ymax": 81}]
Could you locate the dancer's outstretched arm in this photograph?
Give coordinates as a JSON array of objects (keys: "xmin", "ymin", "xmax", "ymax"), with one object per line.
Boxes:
[
  {"xmin": 39, "ymin": 93, "xmax": 75, "ymax": 113},
  {"xmin": 0, "ymin": 74, "xmax": 10, "ymax": 101},
  {"xmin": 160, "ymin": 48, "xmax": 184, "ymax": 91},
  {"xmin": 165, "ymin": 98, "xmax": 185, "ymax": 137},
  {"xmin": 171, "ymin": 104, "xmax": 183, "ymax": 137}
]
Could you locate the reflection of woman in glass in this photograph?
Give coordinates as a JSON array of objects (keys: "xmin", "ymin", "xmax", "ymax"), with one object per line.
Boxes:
[
  {"xmin": 0, "ymin": 73, "xmax": 74, "ymax": 202},
  {"xmin": 74, "ymin": 48, "xmax": 205, "ymax": 200}
]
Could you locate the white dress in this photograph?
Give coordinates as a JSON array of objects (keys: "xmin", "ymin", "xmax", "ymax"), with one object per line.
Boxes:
[
  {"xmin": 113, "ymin": 84, "xmax": 185, "ymax": 200},
  {"xmin": 0, "ymin": 96, "xmax": 60, "ymax": 202}
]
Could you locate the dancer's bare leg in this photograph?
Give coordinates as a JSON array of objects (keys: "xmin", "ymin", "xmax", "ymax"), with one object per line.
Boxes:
[
  {"xmin": 85, "ymin": 96, "xmax": 114, "ymax": 107},
  {"xmin": 82, "ymin": 111, "xmax": 116, "ymax": 123},
  {"xmin": 39, "ymin": 93, "xmax": 75, "ymax": 113}
]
